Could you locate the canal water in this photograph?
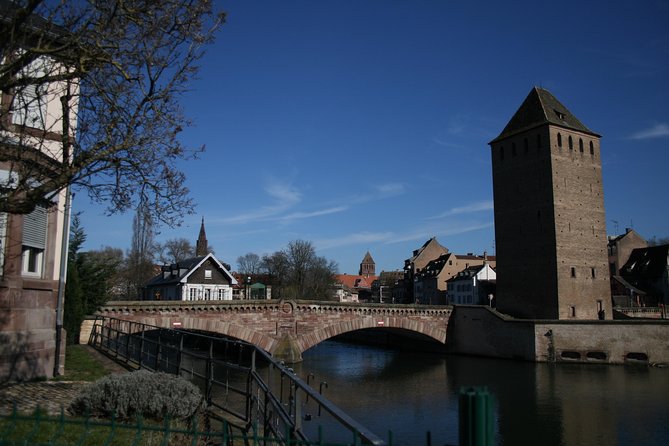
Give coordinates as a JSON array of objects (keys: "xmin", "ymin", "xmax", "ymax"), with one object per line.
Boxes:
[{"xmin": 289, "ymin": 339, "xmax": 669, "ymax": 446}]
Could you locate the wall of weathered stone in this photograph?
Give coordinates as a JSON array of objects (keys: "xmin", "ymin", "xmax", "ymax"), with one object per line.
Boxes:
[
  {"xmin": 0, "ymin": 279, "xmax": 62, "ymax": 381},
  {"xmin": 448, "ymin": 306, "xmax": 669, "ymax": 365}
]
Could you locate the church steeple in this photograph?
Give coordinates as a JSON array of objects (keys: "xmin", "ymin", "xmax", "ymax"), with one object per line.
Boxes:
[
  {"xmin": 195, "ymin": 217, "xmax": 209, "ymax": 256},
  {"xmin": 359, "ymin": 251, "xmax": 375, "ymax": 276}
]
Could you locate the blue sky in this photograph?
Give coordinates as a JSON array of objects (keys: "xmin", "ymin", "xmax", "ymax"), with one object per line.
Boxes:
[{"xmin": 76, "ymin": 0, "xmax": 669, "ymax": 274}]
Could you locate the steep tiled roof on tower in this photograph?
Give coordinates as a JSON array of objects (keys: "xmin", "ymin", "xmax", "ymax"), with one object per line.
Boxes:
[
  {"xmin": 491, "ymin": 87, "xmax": 598, "ymax": 143},
  {"xmin": 359, "ymin": 251, "xmax": 376, "ymax": 276}
]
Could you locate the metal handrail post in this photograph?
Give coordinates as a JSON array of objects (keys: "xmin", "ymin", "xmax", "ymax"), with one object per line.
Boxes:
[
  {"xmin": 155, "ymin": 329, "xmax": 162, "ymax": 371},
  {"xmin": 176, "ymin": 332, "xmax": 184, "ymax": 377},
  {"xmin": 139, "ymin": 329, "xmax": 145, "ymax": 369}
]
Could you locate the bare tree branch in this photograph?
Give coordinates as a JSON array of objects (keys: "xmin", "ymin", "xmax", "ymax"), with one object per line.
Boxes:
[{"xmin": 1, "ymin": 0, "xmax": 225, "ymax": 226}]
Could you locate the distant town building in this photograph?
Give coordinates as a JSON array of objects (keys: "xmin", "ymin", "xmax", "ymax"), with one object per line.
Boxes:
[
  {"xmin": 446, "ymin": 263, "xmax": 496, "ymax": 305},
  {"xmin": 414, "ymin": 252, "xmax": 496, "ymax": 305},
  {"xmin": 402, "ymin": 237, "xmax": 449, "ymax": 303},
  {"xmin": 332, "ymin": 282, "xmax": 359, "ymax": 303},
  {"xmin": 333, "ymin": 274, "xmax": 377, "ymax": 302},
  {"xmin": 608, "ymin": 228, "xmax": 648, "ymax": 277},
  {"xmin": 489, "ymin": 87, "xmax": 611, "ymax": 320},
  {"xmin": 373, "ymin": 270, "xmax": 404, "ymax": 303},
  {"xmin": 332, "ymin": 252, "xmax": 380, "ymax": 302},
  {"xmin": 618, "ymin": 245, "xmax": 669, "ymax": 307},
  {"xmin": 143, "ymin": 252, "xmax": 237, "ymax": 301}
]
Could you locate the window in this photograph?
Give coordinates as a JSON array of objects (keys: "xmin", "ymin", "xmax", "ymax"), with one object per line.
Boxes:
[
  {"xmin": 571, "ymin": 267, "xmax": 576, "ymax": 278},
  {"xmin": 568, "ymin": 135, "xmax": 573, "ymax": 150},
  {"xmin": 204, "ymin": 288, "xmax": 211, "ymax": 299},
  {"xmin": 591, "ymin": 267, "xmax": 596, "ymax": 278},
  {"xmin": 589, "ymin": 141, "xmax": 594, "ymax": 155},
  {"xmin": 189, "ymin": 288, "xmax": 196, "ymax": 300},
  {"xmin": 557, "ymin": 133, "xmax": 562, "ymax": 148},
  {"xmin": 11, "ymin": 60, "xmax": 48, "ymax": 129},
  {"xmin": 569, "ymin": 306, "xmax": 576, "ymax": 317},
  {"xmin": 218, "ymin": 289, "xmax": 225, "ymax": 299},
  {"xmin": 22, "ymin": 246, "xmax": 43, "ymax": 275},
  {"xmin": 579, "ymin": 138, "xmax": 584, "ymax": 153},
  {"xmin": 22, "ymin": 205, "xmax": 47, "ymax": 276},
  {"xmin": 204, "ymin": 269, "xmax": 212, "ymax": 279}
]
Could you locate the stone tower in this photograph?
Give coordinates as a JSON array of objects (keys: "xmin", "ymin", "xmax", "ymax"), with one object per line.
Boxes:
[
  {"xmin": 359, "ymin": 251, "xmax": 375, "ymax": 276},
  {"xmin": 195, "ymin": 217, "xmax": 209, "ymax": 256},
  {"xmin": 489, "ymin": 87, "xmax": 611, "ymax": 320}
]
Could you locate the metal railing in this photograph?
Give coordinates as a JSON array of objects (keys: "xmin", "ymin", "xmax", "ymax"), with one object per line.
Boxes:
[
  {"xmin": 88, "ymin": 315, "xmax": 386, "ymax": 446},
  {"xmin": 0, "ymin": 403, "xmax": 372, "ymax": 446}
]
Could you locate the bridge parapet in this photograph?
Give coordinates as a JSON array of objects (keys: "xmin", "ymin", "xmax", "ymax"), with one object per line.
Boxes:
[{"xmin": 96, "ymin": 300, "xmax": 453, "ymax": 363}]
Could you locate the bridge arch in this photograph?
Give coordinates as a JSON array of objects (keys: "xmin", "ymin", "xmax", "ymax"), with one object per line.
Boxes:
[{"xmin": 298, "ymin": 319, "xmax": 448, "ymax": 353}]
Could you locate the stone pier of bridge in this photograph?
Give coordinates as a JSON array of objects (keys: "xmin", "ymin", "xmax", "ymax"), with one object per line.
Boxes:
[{"xmin": 91, "ymin": 299, "xmax": 453, "ymax": 363}]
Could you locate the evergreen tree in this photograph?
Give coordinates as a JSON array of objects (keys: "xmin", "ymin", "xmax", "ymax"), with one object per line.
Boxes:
[{"xmin": 63, "ymin": 215, "xmax": 86, "ymax": 344}]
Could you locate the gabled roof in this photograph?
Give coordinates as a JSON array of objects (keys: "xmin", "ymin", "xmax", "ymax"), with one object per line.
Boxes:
[
  {"xmin": 622, "ymin": 245, "xmax": 669, "ymax": 279},
  {"xmin": 446, "ymin": 264, "xmax": 492, "ymax": 283},
  {"xmin": 409, "ymin": 237, "xmax": 448, "ymax": 261},
  {"xmin": 145, "ymin": 253, "xmax": 237, "ymax": 287},
  {"xmin": 490, "ymin": 87, "xmax": 598, "ymax": 143}
]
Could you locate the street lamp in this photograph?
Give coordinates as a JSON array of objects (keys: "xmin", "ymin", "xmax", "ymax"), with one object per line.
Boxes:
[{"xmin": 246, "ymin": 276, "xmax": 251, "ymax": 300}]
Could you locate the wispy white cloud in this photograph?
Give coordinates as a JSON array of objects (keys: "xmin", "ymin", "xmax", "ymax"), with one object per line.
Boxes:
[
  {"xmin": 277, "ymin": 206, "xmax": 349, "ymax": 223},
  {"xmin": 315, "ymin": 231, "xmax": 395, "ymax": 250},
  {"xmin": 388, "ymin": 222, "xmax": 493, "ymax": 244},
  {"xmin": 629, "ymin": 123, "xmax": 669, "ymax": 140},
  {"xmin": 222, "ymin": 179, "xmax": 301, "ymax": 224},
  {"xmin": 350, "ymin": 182, "xmax": 406, "ymax": 204},
  {"xmin": 427, "ymin": 200, "xmax": 494, "ymax": 220},
  {"xmin": 432, "ymin": 138, "xmax": 465, "ymax": 150}
]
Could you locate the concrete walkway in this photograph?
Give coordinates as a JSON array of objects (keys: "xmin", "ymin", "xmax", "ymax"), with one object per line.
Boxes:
[{"xmin": 0, "ymin": 346, "xmax": 129, "ymax": 416}]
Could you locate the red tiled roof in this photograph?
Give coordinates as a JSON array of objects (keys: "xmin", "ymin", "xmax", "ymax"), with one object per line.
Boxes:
[{"xmin": 334, "ymin": 274, "xmax": 379, "ymax": 290}]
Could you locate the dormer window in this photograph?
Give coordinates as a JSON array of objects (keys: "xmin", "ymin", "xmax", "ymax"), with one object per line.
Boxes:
[
  {"xmin": 205, "ymin": 269, "xmax": 212, "ymax": 279},
  {"xmin": 555, "ymin": 109, "xmax": 565, "ymax": 120}
]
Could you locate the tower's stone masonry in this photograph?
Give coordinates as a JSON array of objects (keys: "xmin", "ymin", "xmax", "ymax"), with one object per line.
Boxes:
[{"xmin": 490, "ymin": 88, "xmax": 611, "ymax": 320}]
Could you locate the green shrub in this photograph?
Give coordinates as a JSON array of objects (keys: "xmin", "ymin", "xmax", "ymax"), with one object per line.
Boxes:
[{"xmin": 69, "ymin": 370, "xmax": 202, "ymax": 420}]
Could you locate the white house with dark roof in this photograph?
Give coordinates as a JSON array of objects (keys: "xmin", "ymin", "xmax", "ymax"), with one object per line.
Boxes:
[
  {"xmin": 143, "ymin": 253, "xmax": 238, "ymax": 301},
  {"xmin": 446, "ymin": 263, "xmax": 496, "ymax": 306}
]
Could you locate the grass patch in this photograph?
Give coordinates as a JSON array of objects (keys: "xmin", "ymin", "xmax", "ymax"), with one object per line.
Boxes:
[
  {"xmin": 52, "ymin": 345, "xmax": 111, "ymax": 382},
  {"xmin": 0, "ymin": 409, "xmax": 223, "ymax": 446}
]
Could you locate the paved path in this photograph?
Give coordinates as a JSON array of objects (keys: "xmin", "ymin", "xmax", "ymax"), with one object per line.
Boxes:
[{"xmin": 0, "ymin": 346, "xmax": 129, "ymax": 416}]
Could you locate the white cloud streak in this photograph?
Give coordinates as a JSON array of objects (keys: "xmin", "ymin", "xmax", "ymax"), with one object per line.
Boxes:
[
  {"xmin": 315, "ymin": 231, "xmax": 396, "ymax": 250},
  {"xmin": 388, "ymin": 222, "xmax": 494, "ymax": 244},
  {"xmin": 222, "ymin": 180, "xmax": 301, "ymax": 224},
  {"xmin": 428, "ymin": 200, "xmax": 494, "ymax": 219},
  {"xmin": 629, "ymin": 123, "xmax": 669, "ymax": 140}
]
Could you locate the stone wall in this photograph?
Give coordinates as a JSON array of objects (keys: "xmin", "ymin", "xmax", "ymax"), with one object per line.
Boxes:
[
  {"xmin": 448, "ymin": 306, "xmax": 669, "ymax": 365},
  {"xmin": 0, "ymin": 279, "xmax": 61, "ymax": 381}
]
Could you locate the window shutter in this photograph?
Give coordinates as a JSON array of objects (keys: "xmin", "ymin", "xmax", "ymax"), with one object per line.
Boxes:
[{"xmin": 22, "ymin": 206, "xmax": 47, "ymax": 249}]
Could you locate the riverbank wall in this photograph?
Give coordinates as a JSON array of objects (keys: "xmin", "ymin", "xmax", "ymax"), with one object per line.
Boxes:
[{"xmin": 447, "ymin": 306, "xmax": 669, "ymax": 365}]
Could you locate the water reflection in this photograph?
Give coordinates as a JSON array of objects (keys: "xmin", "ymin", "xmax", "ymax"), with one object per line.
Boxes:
[{"xmin": 295, "ymin": 340, "xmax": 669, "ymax": 446}]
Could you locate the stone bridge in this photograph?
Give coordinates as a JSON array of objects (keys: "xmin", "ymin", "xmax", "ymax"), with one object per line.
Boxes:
[{"xmin": 93, "ymin": 299, "xmax": 453, "ymax": 363}]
